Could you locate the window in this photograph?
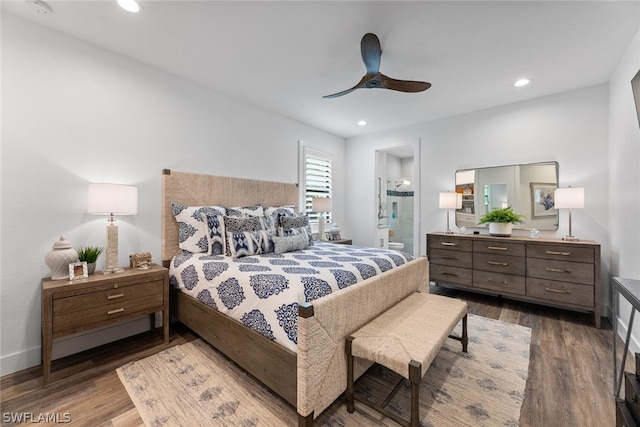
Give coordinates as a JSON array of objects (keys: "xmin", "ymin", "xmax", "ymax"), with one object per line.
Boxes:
[{"xmin": 301, "ymin": 147, "xmax": 332, "ymax": 224}]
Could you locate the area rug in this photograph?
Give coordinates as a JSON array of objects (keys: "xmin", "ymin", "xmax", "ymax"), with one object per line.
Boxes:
[{"xmin": 117, "ymin": 314, "xmax": 531, "ymax": 426}]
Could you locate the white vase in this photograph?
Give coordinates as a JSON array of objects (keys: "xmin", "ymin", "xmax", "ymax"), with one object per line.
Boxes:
[
  {"xmin": 45, "ymin": 235, "xmax": 79, "ymax": 280},
  {"xmin": 330, "ymin": 223, "xmax": 340, "ymax": 238},
  {"xmin": 489, "ymin": 223, "xmax": 512, "ymax": 237}
]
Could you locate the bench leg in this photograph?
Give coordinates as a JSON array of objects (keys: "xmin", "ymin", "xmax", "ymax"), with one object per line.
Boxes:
[
  {"xmin": 345, "ymin": 336, "xmax": 355, "ymax": 413},
  {"xmin": 461, "ymin": 314, "xmax": 468, "ymax": 353},
  {"xmin": 409, "ymin": 360, "xmax": 422, "ymax": 427},
  {"xmin": 298, "ymin": 412, "xmax": 313, "ymax": 427}
]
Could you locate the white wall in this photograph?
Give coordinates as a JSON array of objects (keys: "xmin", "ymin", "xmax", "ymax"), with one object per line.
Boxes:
[
  {"xmin": 347, "ymin": 84, "xmax": 610, "ymax": 313},
  {"xmin": 0, "ymin": 14, "xmax": 346, "ymax": 375},
  {"xmin": 609, "ymin": 27, "xmax": 640, "ymax": 354}
]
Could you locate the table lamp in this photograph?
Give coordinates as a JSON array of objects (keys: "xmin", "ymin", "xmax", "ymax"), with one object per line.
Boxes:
[
  {"xmin": 439, "ymin": 192, "xmax": 462, "ymax": 234},
  {"xmin": 312, "ymin": 197, "xmax": 332, "ymax": 241},
  {"xmin": 554, "ymin": 186, "xmax": 584, "ymax": 241}
]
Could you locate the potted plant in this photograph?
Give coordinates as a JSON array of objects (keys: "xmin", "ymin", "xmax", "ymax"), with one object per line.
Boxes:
[
  {"xmin": 76, "ymin": 246, "xmax": 104, "ymax": 274},
  {"xmin": 478, "ymin": 207, "xmax": 524, "ymax": 237}
]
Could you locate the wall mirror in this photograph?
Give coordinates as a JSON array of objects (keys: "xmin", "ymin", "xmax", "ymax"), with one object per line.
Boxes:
[{"xmin": 455, "ymin": 161, "xmax": 559, "ymax": 230}]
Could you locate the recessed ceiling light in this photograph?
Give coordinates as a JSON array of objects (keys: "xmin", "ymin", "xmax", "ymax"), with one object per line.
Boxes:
[
  {"xmin": 358, "ymin": 120, "xmax": 367, "ymax": 126},
  {"xmin": 514, "ymin": 78, "xmax": 530, "ymax": 87},
  {"xmin": 117, "ymin": 0, "xmax": 141, "ymax": 13}
]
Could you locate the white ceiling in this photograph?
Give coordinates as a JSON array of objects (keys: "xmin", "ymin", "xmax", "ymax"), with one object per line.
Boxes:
[{"xmin": 3, "ymin": 0, "xmax": 640, "ymax": 138}]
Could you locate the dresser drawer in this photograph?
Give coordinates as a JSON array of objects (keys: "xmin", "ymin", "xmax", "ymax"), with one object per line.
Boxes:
[
  {"xmin": 473, "ymin": 240, "xmax": 525, "ymax": 257},
  {"xmin": 429, "ymin": 248, "xmax": 472, "ymax": 269},
  {"xmin": 473, "ymin": 270, "xmax": 525, "ymax": 295},
  {"xmin": 527, "ymin": 244, "xmax": 594, "ymax": 263},
  {"xmin": 430, "ymin": 265, "xmax": 472, "ymax": 287},
  {"xmin": 527, "ymin": 258, "xmax": 594, "ymax": 285},
  {"xmin": 526, "ymin": 278, "xmax": 594, "ymax": 308},
  {"xmin": 53, "ymin": 280, "xmax": 163, "ymax": 315},
  {"xmin": 428, "ymin": 235, "xmax": 472, "ymax": 252},
  {"xmin": 473, "ymin": 252, "xmax": 525, "ymax": 276},
  {"xmin": 53, "ymin": 292, "xmax": 164, "ymax": 334}
]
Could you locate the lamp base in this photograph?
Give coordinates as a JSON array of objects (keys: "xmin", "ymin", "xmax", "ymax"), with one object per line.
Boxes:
[
  {"xmin": 443, "ymin": 230, "xmax": 455, "ymax": 235},
  {"xmin": 106, "ymin": 224, "xmax": 119, "ymax": 269},
  {"xmin": 562, "ymin": 235, "xmax": 580, "ymax": 242}
]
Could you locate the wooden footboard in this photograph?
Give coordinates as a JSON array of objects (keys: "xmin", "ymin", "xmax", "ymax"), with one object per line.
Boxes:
[
  {"xmin": 296, "ymin": 256, "xmax": 429, "ymax": 421},
  {"xmin": 170, "ymin": 288, "xmax": 297, "ymax": 406}
]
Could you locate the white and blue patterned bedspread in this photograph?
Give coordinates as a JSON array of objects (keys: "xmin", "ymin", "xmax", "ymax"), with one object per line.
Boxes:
[{"xmin": 169, "ymin": 242, "xmax": 415, "ymax": 353}]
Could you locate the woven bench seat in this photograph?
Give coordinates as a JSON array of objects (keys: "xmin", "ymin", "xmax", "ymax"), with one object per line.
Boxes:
[{"xmin": 345, "ymin": 292, "xmax": 468, "ymax": 427}]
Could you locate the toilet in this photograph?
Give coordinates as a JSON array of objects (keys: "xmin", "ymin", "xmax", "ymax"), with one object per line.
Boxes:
[{"xmin": 388, "ymin": 242, "xmax": 404, "ymax": 250}]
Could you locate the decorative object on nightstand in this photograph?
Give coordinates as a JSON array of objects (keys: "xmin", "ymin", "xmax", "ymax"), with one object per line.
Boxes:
[
  {"xmin": 330, "ymin": 222, "xmax": 341, "ymax": 239},
  {"xmin": 76, "ymin": 246, "xmax": 104, "ymax": 275},
  {"xmin": 312, "ymin": 197, "xmax": 332, "ymax": 241},
  {"xmin": 130, "ymin": 251, "xmax": 152, "ymax": 269},
  {"xmin": 44, "ymin": 235, "xmax": 79, "ymax": 280},
  {"xmin": 477, "ymin": 206, "xmax": 525, "ymax": 237},
  {"xmin": 554, "ymin": 186, "xmax": 584, "ymax": 241},
  {"xmin": 41, "ymin": 264, "xmax": 169, "ymax": 386},
  {"xmin": 87, "ymin": 183, "xmax": 138, "ymax": 271},
  {"xmin": 439, "ymin": 192, "xmax": 462, "ymax": 234}
]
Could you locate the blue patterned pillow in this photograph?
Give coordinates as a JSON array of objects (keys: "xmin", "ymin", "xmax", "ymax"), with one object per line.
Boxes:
[
  {"xmin": 171, "ymin": 202, "xmax": 225, "ymax": 253},
  {"xmin": 200, "ymin": 212, "xmax": 226, "ymax": 255},
  {"xmin": 223, "ymin": 215, "xmax": 264, "ymax": 256},
  {"xmin": 226, "ymin": 205, "xmax": 264, "ymax": 217},
  {"xmin": 279, "ymin": 214, "xmax": 313, "ymax": 245},
  {"xmin": 227, "ymin": 229, "xmax": 275, "ymax": 258},
  {"xmin": 272, "ymin": 233, "xmax": 309, "ymax": 254}
]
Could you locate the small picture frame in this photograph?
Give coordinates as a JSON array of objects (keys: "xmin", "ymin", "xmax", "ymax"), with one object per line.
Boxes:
[{"xmin": 69, "ymin": 261, "xmax": 88, "ymax": 280}]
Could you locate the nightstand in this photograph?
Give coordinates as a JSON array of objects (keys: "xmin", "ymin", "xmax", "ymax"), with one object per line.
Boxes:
[
  {"xmin": 330, "ymin": 239, "xmax": 352, "ymax": 245},
  {"xmin": 41, "ymin": 264, "xmax": 169, "ymax": 386}
]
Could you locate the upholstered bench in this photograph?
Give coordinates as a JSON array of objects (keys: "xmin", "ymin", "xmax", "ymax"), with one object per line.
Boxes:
[{"xmin": 345, "ymin": 292, "xmax": 468, "ymax": 427}]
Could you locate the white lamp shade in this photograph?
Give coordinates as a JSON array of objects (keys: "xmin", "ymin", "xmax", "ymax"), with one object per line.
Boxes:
[
  {"xmin": 554, "ymin": 187, "xmax": 584, "ymax": 209},
  {"xmin": 87, "ymin": 183, "xmax": 138, "ymax": 215},
  {"xmin": 312, "ymin": 197, "xmax": 332, "ymax": 212},
  {"xmin": 439, "ymin": 192, "xmax": 462, "ymax": 209}
]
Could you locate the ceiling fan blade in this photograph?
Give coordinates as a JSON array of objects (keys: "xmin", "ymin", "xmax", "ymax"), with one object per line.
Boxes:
[
  {"xmin": 361, "ymin": 33, "xmax": 381, "ymax": 75},
  {"xmin": 323, "ymin": 75, "xmax": 369, "ymax": 99},
  {"xmin": 380, "ymin": 74, "xmax": 431, "ymax": 93}
]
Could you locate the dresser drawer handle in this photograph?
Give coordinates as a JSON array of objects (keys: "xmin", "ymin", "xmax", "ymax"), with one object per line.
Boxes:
[
  {"xmin": 488, "ymin": 279, "xmax": 508, "ymax": 285},
  {"xmin": 546, "ymin": 267, "xmax": 570, "ymax": 273},
  {"xmin": 441, "ymin": 242, "xmax": 459, "ymax": 247},
  {"xmin": 442, "ymin": 272, "xmax": 458, "ymax": 277},
  {"xmin": 487, "ymin": 261, "xmax": 508, "ymax": 266},
  {"xmin": 107, "ymin": 308, "xmax": 125, "ymax": 315},
  {"xmin": 107, "ymin": 293, "xmax": 124, "ymax": 300},
  {"xmin": 442, "ymin": 256, "xmax": 459, "ymax": 260},
  {"xmin": 545, "ymin": 250, "xmax": 571, "ymax": 256},
  {"xmin": 487, "ymin": 246, "xmax": 508, "ymax": 251},
  {"xmin": 546, "ymin": 288, "xmax": 570, "ymax": 294}
]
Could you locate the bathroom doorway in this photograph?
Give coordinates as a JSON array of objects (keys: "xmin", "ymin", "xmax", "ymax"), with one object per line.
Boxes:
[{"xmin": 375, "ymin": 142, "xmax": 420, "ymax": 256}]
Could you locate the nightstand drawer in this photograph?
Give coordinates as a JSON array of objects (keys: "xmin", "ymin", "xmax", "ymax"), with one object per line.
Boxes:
[
  {"xmin": 527, "ymin": 258, "xmax": 594, "ymax": 285},
  {"xmin": 429, "ymin": 248, "xmax": 472, "ymax": 268},
  {"xmin": 53, "ymin": 280, "xmax": 163, "ymax": 315},
  {"xmin": 527, "ymin": 278, "xmax": 594, "ymax": 307},
  {"xmin": 53, "ymin": 292, "xmax": 164, "ymax": 334},
  {"xmin": 473, "ymin": 252, "xmax": 525, "ymax": 276}
]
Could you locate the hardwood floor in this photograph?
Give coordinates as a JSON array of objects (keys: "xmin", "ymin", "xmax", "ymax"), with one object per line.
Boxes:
[{"xmin": 0, "ymin": 286, "xmax": 628, "ymax": 426}]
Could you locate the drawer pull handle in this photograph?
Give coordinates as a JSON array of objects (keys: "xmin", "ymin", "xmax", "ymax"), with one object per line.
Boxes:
[
  {"xmin": 488, "ymin": 279, "xmax": 508, "ymax": 285},
  {"xmin": 107, "ymin": 293, "xmax": 124, "ymax": 300},
  {"xmin": 488, "ymin": 261, "xmax": 508, "ymax": 266},
  {"xmin": 107, "ymin": 308, "xmax": 124, "ymax": 315},
  {"xmin": 442, "ymin": 272, "xmax": 458, "ymax": 277},
  {"xmin": 442, "ymin": 256, "xmax": 459, "ymax": 260},
  {"xmin": 546, "ymin": 288, "xmax": 570, "ymax": 294},
  {"xmin": 487, "ymin": 246, "xmax": 508, "ymax": 251},
  {"xmin": 546, "ymin": 250, "xmax": 571, "ymax": 256},
  {"xmin": 441, "ymin": 242, "xmax": 459, "ymax": 247},
  {"xmin": 546, "ymin": 267, "xmax": 570, "ymax": 273}
]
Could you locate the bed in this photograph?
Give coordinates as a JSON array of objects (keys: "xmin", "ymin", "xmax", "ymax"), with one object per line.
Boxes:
[{"xmin": 161, "ymin": 169, "xmax": 429, "ymax": 426}]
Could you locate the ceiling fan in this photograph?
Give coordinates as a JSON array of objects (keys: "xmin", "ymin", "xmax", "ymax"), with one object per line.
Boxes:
[{"xmin": 323, "ymin": 33, "xmax": 431, "ymax": 99}]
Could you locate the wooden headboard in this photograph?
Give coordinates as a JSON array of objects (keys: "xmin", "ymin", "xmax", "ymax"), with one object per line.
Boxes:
[{"xmin": 161, "ymin": 169, "xmax": 299, "ymax": 265}]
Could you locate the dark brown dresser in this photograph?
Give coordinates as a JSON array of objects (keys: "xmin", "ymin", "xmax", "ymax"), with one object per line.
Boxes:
[{"xmin": 427, "ymin": 232, "xmax": 601, "ymax": 328}]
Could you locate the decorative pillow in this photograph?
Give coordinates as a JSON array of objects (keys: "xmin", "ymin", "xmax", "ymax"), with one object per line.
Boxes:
[
  {"xmin": 264, "ymin": 205, "xmax": 296, "ymax": 217},
  {"xmin": 225, "ymin": 205, "xmax": 264, "ymax": 217},
  {"xmin": 272, "ymin": 233, "xmax": 309, "ymax": 254},
  {"xmin": 171, "ymin": 202, "xmax": 225, "ymax": 253},
  {"xmin": 226, "ymin": 229, "xmax": 275, "ymax": 258},
  {"xmin": 223, "ymin": 215, "xmax": 263, "ymax": 256},
  {"xmin": 278, "ymin": 225, "xmax": 313, "ymax": 246},
  {"xmin": 279, "ymin": 214, "xmax": 313, "ymax": 245},
  {"xmin": 262, "ymin": 205, "xmax": 296, "ymax": 231},
  {"xmin": 200, "ymin": 212, "xmax": 226, "ymax": 255}
]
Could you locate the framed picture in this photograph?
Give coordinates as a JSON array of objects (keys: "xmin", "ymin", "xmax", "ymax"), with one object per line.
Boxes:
[
  {"xmin": 530, "ymin": 182, "xmax": 557, "ymax": 218},
  {"xmin": 69, "ymin": 261, "xmax": 88, "ymax": 280}
]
